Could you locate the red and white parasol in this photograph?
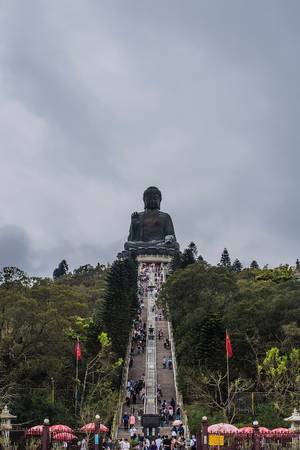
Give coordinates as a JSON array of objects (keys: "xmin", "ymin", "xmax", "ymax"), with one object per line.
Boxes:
[
  {"xmin": 239, "ymin": 426, "xmax": 270, "ymax": 436},
  {"xmin": 271, "ymin": 428, "xmax": 297, "ymax": 437},
  {"xmin": 50, "ymin": 425, "xmax": 74, "ymax": 434},
  {"xmin": 52, "ymin": 432, "xmax": 77, "ymax": 442},
  {"xmin": 80, "ymin": 423, "xmax": 109, "ymax": 433},
  {"xmin": 208, "ymin": 423, "xmax": 239, "ymax": 435}
]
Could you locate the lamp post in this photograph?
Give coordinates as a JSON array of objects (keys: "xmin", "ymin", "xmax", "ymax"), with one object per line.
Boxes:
[
  {"xmin": 41, "ymin": 418, "xmax": 50, "ymax": 450},
  {"xmin": 253, "ymin": 420, "xmax": 260, "ymax": 450},
  {"xmin": 201, "ymin": 416, "xmax": 208, "ymax": 450},
  {"xmin": 94, "ymin": 414, "xmax": 101, "ymax": 450}
]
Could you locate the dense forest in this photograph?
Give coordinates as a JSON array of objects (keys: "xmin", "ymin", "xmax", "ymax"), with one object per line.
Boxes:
[
  {"xmin": 0, "ymin": 258, "xmax": 137, "ymax": 428},
  {"xmin": 160, "ymin": 245, "xmax": 300, "ymax": 431},
  {"xmin": 1, "ymin": 245, "xmax": 299, "ymax": 433}
]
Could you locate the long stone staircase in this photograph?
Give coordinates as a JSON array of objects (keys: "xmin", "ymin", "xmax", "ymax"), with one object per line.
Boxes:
[{"xmin": 114, "ymin": 259, "xmax": 189, "ymax": 441}]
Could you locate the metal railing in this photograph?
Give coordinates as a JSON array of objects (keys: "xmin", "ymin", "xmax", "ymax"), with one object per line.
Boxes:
[
  {"xmin": 168, "ymin": 313, "xmax": 190, "ymax": 439},
  {"xmin": 144, "ymin": 291, "xmax": 158, "ymax": 415},
  {"xmin": 111, "ymin": 331, "xmax": 132, "ymax": 440}
]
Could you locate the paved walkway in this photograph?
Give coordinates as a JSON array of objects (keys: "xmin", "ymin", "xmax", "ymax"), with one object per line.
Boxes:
[
  {"xmin": 144, "ymin": 290, "xmax": 157, "ymax": 415},
  {"xmin": 156, "ymin": 315, "xmax": 176, "ymax": 408},
  {"xmin": 117, "ymin": 297, "xmax": 147, "ymax": 439},
  {"xmin": 116, "ymin": 263, "xmax": 178, "ymax": 440}
]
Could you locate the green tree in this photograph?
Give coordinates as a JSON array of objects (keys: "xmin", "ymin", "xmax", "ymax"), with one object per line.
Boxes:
[
  {"xmin": 232, "ymin": 259, "xmax": 243, "ymax": 272},
  {"xmin": 159, "ymin": 260, "xmax": 300, "ymax": 427},
  {"xmin": 171, "ymin": 242, "xmax": 198, "ymax": 271},
  {"xmin": 170, "ymin": 252, "xmax": 183, "ymax": 272},
  {"xmin": 1, "ymin": 266, "xmax": 31, "ymax": 285},
  {"xmin": 53, "ymin": 259, "xmax": 69, "ymax": 279},
  {"xmin": 0, "ymin": 264, "xmax": 108, "ymax": 425},
  {"xmin": 197, "ymin": 313, "xmax": 225, "ymax": 370},
  {"xmin": 182, "ymin": 242, "xmax": 197, "ymax": 267},
  {"xmin": 79, "ymin": 332, "xmax": 122, "ymax": 423},
  {"xmin": 258, "ymin": 347, "xmax": 300, "ymax": 413},
  {"xmin": 219, "ymin": 248, "xmax": 231, "ymax": 268},
  {"xmin": 101, "ymin": 258, "xmax": 138, "ymax": 357},
  {"xmin": 250, "ymin": 260, "xmax": 259, "ymax": 269}
]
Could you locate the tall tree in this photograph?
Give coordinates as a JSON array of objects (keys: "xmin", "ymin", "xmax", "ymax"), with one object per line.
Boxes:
[
  {"xmin": 250, "ymin": 260, "xmax": 259, "ymax": 269},
  {"xmin": 101, "ymin": 258, "xmax": 138, "ymax": 357},
  {"xmin": 232, "ymin": 259, "xmax": 243, "ymax": 272},
  {"xmin": 171, "ymin": 242, "xmax": 198, "ymax": 271},
  {"xmin": 219, "ymin": 248, "xmax": 231, "ymax": 268},
  {"xmin": 53, "ymin": 259, "xmax": 69, "ymax": 279},
  {"xmin": 197, "ymin": 313, "xmax": 225, "ymax": 370},
  {"xmin": 170, "ymin": 252, "xmax": 183, "ymax": 272}
]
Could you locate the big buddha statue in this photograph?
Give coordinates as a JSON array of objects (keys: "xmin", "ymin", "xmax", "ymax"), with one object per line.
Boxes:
[{"xmin": 123, "ymin": 186, "xmax": 179, "ymax": 256}]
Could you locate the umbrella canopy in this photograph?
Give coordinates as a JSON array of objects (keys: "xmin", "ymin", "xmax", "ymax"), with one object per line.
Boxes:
[
  {"xmin": 271, "ymin": 428, "xmax": 297, "ymax": 437},
  {"xmin": 239, "ymin": 426, "xmax": 270, "ymax": 435},
  {"xmin": 50, "ymin": 425, "xmax": 74, "ymax": 434},
  {"xmin": 208, "ymin": 423, "xmax": 239, "ymax": 435},
  {"xmin": 52, "ymin": 432, "xmax": 77, "ymax": 442},
  {"xmin": 26, "ymin": 425, "xmax": 43, "ymax": 436},
  {"xmin": 173, "ymin": 420, "xmax": 183, "ymax": 427},
  {"xmin": 80, "ymin": 423, "xmax": 109, "ymax": 433}
]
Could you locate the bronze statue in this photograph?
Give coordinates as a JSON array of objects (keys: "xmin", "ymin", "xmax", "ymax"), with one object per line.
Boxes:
[{"xmin": 124, "ymin": 186, "xmax": 179, "ymax": 255}]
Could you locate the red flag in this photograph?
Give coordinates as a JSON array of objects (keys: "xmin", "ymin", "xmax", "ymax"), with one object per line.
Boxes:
[
  {"xmin": 75, "ymin": 341, "xmax": 82, "ymax": 360},
  {"xmin": 226, "ymin": 332, "xmax": 233, "ymax": 358}
]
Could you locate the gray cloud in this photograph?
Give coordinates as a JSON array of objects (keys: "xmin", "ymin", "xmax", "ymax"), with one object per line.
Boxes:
[
  {"xmin": 1, "ymin": 0, "xmax": 300, "ymax": 275},
  {"xmin": 0, "ymin": 225, "xmax": 32, "ymax": 270}
]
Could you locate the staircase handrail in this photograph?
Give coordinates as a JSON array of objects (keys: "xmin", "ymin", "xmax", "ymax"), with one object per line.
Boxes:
[
  {"xmin": 111, "ymin": 329, "xmax": 132, "ymax": 440},
  {"xmin": 167, "ymin": 312, "xmax": 190, "ymax": 439}
]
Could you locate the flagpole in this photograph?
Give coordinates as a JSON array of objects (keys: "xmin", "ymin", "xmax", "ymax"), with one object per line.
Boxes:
[{"xmin": 75, "ymin": 336, "xmax": 79, "ymax": 416}]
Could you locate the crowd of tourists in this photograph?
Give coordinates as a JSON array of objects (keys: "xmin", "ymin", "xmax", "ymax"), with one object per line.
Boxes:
[
  {"xmin": 118, "ymin": 261, "xmax": 188, "ymax": 449},
  {"xmin": 117, "ymin": 432, "xmax": 193, "ymax": 450},
  {"xmin": 138, "ymin": 263, "xmax": 168, "ymax": 299}
]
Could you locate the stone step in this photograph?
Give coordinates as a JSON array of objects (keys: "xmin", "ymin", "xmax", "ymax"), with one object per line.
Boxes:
[{"xmin": 117, "ymin": 279, "xmax": 180, "ymax": 440}]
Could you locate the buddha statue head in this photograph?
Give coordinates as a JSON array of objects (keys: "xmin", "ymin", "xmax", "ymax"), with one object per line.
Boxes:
[{"xmin": 143, "ymin": 186, "xmax": 162, "ymax": 210}]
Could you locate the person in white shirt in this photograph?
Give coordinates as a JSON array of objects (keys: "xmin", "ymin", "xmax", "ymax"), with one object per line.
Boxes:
[
  {"xmin": 123, "ymin": 438, "xmax": 130, "ymax": 450},
  {"xmin": 155, "ymin": 435, "xmax": 162, "ymax": 450},
  {"xmin": 80, "ymin": 438, "xmax": 87, "ymax": 450},
  {"xmin": 129, "ymin": 426, "xmax": 137, "ymax": 438}
]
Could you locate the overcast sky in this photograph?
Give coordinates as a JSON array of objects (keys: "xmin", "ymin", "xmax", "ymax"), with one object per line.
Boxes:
[{"xmin": 1, "ymin": 1, "xmax": 300, "ymax": 276}]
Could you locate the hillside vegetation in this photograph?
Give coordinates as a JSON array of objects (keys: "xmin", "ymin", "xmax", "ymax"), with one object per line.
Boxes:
[
  {"xmin": 0, "ymin": 258, "xmax": 137, "ymax": 427},
  {"xmin": 160, "ymin": 251, "xmax": 300, "ymax": 429}
]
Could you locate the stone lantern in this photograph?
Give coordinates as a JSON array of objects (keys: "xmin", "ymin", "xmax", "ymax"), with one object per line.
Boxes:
[
  {"xmin": 0, "ymin": 405, "xmax": 17, "ymax": 447},
  {"xmin": 284, "ymin": 408, "xmax": 300, "ymax": 430}
]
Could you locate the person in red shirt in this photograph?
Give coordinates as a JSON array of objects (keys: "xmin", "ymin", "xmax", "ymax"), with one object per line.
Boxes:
[{"xmin": 129, "ymin": 413, "xmax": 136, "ymax": 428}]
